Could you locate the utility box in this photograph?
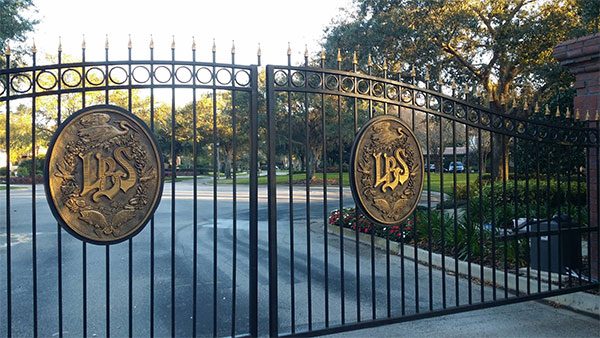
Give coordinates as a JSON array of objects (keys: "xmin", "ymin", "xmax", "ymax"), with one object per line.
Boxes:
[{"xmin": 529, "ymin": 216, "xmax": 581, "ymax": 274}]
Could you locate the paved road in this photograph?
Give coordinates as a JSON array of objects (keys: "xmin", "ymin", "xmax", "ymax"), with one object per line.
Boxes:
[{"xmin": 0, "ymin": 181, "xmax": 597, "ymax": 337}]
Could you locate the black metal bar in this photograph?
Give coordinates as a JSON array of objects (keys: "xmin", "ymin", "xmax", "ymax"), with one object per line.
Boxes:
[
  {"xmin": 31, "ymin": 47, "xmax": 38, "ymax": 338},
  {"xmin": 287, "ymin": 53, "xmax": 296, "ymax": 333},
  {"xmin": 231, "ymin": 47, "xmax": 239, "ymax": 338},
  {"xmin": 452, "ymin": 119, "xmax": 459, "ymax": 306},
  {"xmin": 352, "ymin": 58, "xmax": 360, "ymax": 323},
  {"xmin": 513, "ymin": 137, "xmax": 520, "ymax": 296},
  {"xmin": 567, "ymin": 157, "xmax": 573, "ymax": 287},
  {"xmin": 4, "ymin": 48, "xmax": 11, "ymax": 338},
  {"xmin": 266, "ymin": 65, "xmax": 279, "ymax": 337},
  {"xmin": 212, "ymin": 47, "xmax": 218, "ymax": 337},
  {"xmin": 149, "ymin": 42, "xmax": 155, "ymax": 338},
  {"xmin": 368, "ymin": 62, "xmax": 376, "ymax": 321},
  {"xmin": 524, "ymin": 138, "xmax": 531, "ymax": 295},
  {"xmin": 192, "ymin": 43, "xmax": 198, "ymax": 338},
  {"xmin": 127, "ymin": 41, "xmax": 134, "ymax": 338},
  {"xmin": 596, "ymin": 120, "xmax": 599, "ymax": 284},
  {"xmin": 478, "ymin": 128, "xmax": 484, "ymax": 302},
  {"xmin": 439, "ymin": 115, "xmax": 446, "ymax": 309},
  {"xmin": 337, "ymin": 58, "xmax": 346, "ymax": 325},
  {"xmin": 465, "ymin": 124, "xmax": 472, "ymax": 305},
  {"xmin": 426, "ymin": 112, "xmax": 433, "ymax": 311},
  {"xmin": 62, "ymin": 46, "xmax": 67, "ymax": 338},
  {"xmin": 546, "ymin": 147, "xmax": 552, "ymax": 291},
  {"xmin": 502, "ymin": 135, "xmax": 508, "ymax": 299},
  {"xmin": 249, "ymin": 65, "xmax": 259, "ymax": 338},
  {"xmin": 321, "ymin": 58, "xmax": 331, "ymax": 327},
  {"xmin": 490, "ymin": 132, "xmax": 497, "ymax": 300},
  {"xmin": 556, "ymin": 143, "xmax": 563, "ymax": 289},
  {"xmin": 303, "ymin": 63, "xmax": 313, "ymax": 331},
  {"xmin": 104, "ymin": 44, "xmax": 111, "ymax": 338},
  {"xmin": 535, "ymin": 141, "xmax": 542, "ymax": 293},
  {"xmin": 170, "ymin": 44, "xmax": 176, "ymax": 338}
]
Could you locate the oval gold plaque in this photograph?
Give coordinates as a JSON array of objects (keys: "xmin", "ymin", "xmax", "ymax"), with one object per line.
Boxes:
[
  {"xmin": 350, "ymin": 115, "xmax": 424, "ymax": 225},
  {"xmin": 44, "ymin": 105, "xmax": 164, "ymax": 244}
]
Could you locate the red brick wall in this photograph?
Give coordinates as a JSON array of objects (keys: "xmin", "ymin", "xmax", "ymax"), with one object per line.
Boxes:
[{"xmin": 554, "ymin": 33, "xmax": 599, "ymax": 280}]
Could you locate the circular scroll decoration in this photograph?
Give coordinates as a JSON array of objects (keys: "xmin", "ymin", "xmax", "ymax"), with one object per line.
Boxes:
[
  {"xmin": 350, "ymin": 115, "xmax": 424, "ymax": 225},
  {"xmin": 44, "ymin": 105, "xmax": 164, "ymax": 245}
]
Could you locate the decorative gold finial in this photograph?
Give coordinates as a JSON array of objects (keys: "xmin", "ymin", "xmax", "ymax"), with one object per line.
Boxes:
[
  {"xmin": 304, "ymin": 44, "xmax": 309, "ymax": 58},
  {"xmin": 287, "ymin": 42, "xmax": 292, "ymax": 56},
  {"xmin": 596, "ymin": 110, "xmax": 599, "ymax": 121},
  {"xmin": 534, "ymin": 102, "xmax": 539, "ymax": 113},
  {"xmin": 58, "ymin": 36, "xmax": 62, "ymax": 52},
  {"xmin": 192, "ymin": 36, "xmax": 196, "ymax": 51},
  {"xmin": 451, "ymin": 79, "xmax": 456, "ymax": 90},
  {"xmin": 337, "ymin": 48, "xmax": 342, "ymax": 62},
  {"xmin": 352, "ymin": 51, "xmax": 358, "ymax": 64},
  {"xmin": 171, "ymin": 35, "xmax": 175, "ymax": 49},
  {"xmin": 585, "ymin": 109, "xmax": 590, "ymax": 121},
  {"xmin": 231, "ymin": 40, "xmax": 235, "ymax": 54},
  {"xmin": 500, "ymin": 94, "xmax": 506, "ymax": 105},
  {"xmin": 544, "ymin": 105, "xmax": 550, "ymax": 116},
  {"xmin": 257, "ymin": 43, "xmax": 261, "ymax": 57},
  {"xmin": 105, "ymin": 34, "xmax": 109, "ymax": 49},
  {"xmin": 438, "ymin": 76, "xmax": 443, "ymax": 86},
  {"xmin": 411, "ymin": 65, "xmax": 416, "ymax": 77},
  {"xmin": 150, "ymin": 35, "xmax": 154, "ymax": 49},
  {"xmin": 5, "ymin": 40, "xmax": 10, "ymax": 55},
  {"xmin": 512, "ymin": 97, "xmax": 517, "ymax": 108},
  {"xmin": 82, "ymin": 34, "xmax": 86, "ymax": 49},
  {"xmin": 212, "ymin": 38, "xmax": 216, "ymax": 52},
  {"xmin": 321, "ymin": 47, "xmax": 326, "ymax": 60},
  {"xmin": 425, "ymin": 68, "xmax": 430, "ymax": 81},
  {"xmin": 367, "ymin": 53, "xmax": 373, "ymax": 66},
  {"xmin": 565, "ymin": 107, "xmax": 571, "ymax": 118},
  {"xmin": 523, "ymin": 100, "xmax": 528, "ymax": 111},
  {"xmin": 128, "ymin": 34, "xmax": 132, "ymax": 49},
  {"xmin": 575, "ymin": 108, "xmax": 581, "ymax": 120},
  {"xmin": 31, "ymin": 38, "xmax": 36, "ymax": 54},
  {"xmin": 383, "ymin": 57, "xmax": 387, "ymax": 70},
  {"xmin": 555, "ymin": 106, "xmax": 561, "ymax": 118}
]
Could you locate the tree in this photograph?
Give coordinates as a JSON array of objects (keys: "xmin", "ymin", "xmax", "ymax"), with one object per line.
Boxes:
[
  {"xmin": 1, "ymin": 0, "xmax": 38, "ymax": 67},
  {"xmin": 322, "ymin": 0, "xmax": 599, "ymax": 180}
]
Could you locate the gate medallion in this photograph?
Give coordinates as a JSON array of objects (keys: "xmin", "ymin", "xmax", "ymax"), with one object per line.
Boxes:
[
  {"xmin": 44, "ymin": 104, "xmax": 164, "ymax": 244},
  {"xmin": 350, "ymin": 115, "xmax": 424, "ymax": 225}
]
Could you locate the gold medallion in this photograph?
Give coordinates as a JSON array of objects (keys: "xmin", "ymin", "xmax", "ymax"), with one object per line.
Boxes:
[
  {"xmin": 350, "ymin": 115, "xmax": 424, "ymax": 225},
  {"xmin": 44, "ymin": 105, "xmax": 164, "ymax": 244}
]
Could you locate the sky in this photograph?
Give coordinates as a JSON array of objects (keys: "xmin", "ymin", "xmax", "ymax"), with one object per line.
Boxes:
[{"xmin": 30, "ymin": 0, "xmax": 354, "ymax": 66}]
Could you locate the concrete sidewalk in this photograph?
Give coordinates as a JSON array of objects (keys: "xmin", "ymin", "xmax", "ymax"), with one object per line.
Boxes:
[{"xmin": 324, "ymin": 299, "xmax": 600, "ymax": 337}]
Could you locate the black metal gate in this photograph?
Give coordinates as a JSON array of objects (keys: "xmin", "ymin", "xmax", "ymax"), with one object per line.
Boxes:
[{"xmin": 0, "ymin": 41, "xmax": 598, "ymax": 337}]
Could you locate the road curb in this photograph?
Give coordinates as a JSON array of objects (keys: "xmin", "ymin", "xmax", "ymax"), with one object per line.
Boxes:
[{"xmin": 326, "ymin": 223, "xmax": 600, "ymax": 316}]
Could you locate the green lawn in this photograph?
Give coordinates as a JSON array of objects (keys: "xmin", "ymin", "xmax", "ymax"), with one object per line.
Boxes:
[{"xmin": 217, "ymin": 171, "xmax": 479, "ymax": 195}]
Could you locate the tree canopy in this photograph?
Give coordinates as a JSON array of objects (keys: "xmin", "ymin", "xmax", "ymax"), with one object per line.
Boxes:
[{"xmin": 1, "ymin": 0, "xmax": 38, "ymax": 66}]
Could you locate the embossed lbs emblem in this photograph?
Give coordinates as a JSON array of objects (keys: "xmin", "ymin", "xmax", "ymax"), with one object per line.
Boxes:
[
  {"xmin": 350, "ymin": 115, "xmax": 424, "ymax": 225},
  {"xmin": 45, "ymin": 105, "xmax": 164, "ymax": 244}
]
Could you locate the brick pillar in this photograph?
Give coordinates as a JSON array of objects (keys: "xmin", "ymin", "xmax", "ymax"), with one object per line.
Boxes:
[{"xmin": 554, "ymin": 33, "xmax": 600, "ymax": 280}]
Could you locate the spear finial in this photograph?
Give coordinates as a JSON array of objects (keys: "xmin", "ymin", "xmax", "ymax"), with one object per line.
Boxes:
[
  {"xmin": 534, "ymin": 102, "xmax": 539, "ymax": 113},
  {"xmin": 150, "ymin": 34, "xmax": 154, "ymax": 49},
  {"xmin": 585, "ymin": 109, "xmax": 590, "ymax": 121},
  {"xmin": 383, "ymin": 57, "xmax": 387, "ymax": 70},
  {"xmin": 171, "ymin": 35, "xmax": 175, "ymax": 50},
  {"xmin": 575, "ymin": 108, "xmax": 581, "ymax": 120},
  {"xmin": 231, "ymin": 40, "xmax": 235, "ymax": 54},
  {"xmin": 128, "ymin": 34, "xmax": 132, "ymax": 49},
  {"xmin": 596, "ymin": 110, "xmax": 599, "ymax": 121},
  {"xmin": 500, "ymin": 94, "xmax": 506, "ymax": 105},
  {"xmin": 82, "ymin": 34, "xmax": 86, "ymax": 49},
  {"xmin": 411, "ymin": 65, "xmax": 416, "ymax": 77},
  {"xmin": 212, "ymin": 38, "xmax": 216, "ymax": 52},
  {"xmin": 523, "ymin": 100, "xmax": 528, "ymax": 111},
  {"xmin": 438, "ymin": 75, "xmax": 443, "ymax": 86},
  {"xmin": 321, "ymin": 47, "xmax": 326, "ymax": 60},
  {"xmin": 305, "ymin": 44, "xmax": 309, "ymax": 58},
  {"xmin": 32, "ymin": 38, "xmax": 37, "ymax": 54},
  {"xmin": 544, "ymin": 105, "xmax": 550, "ymax": 116},
  {"xmin": 337, "ymin": 48, "xmax": 342, "ymax": 62},
  {"xmin": 5, "ymin": 40, "xmax": 10, "ymax": 55},
  {"xmin": 512, "ymin": 97, "xmax": 517, "ymax": 108},
  {"xmin": 555, "ymin": 106, "xmax": 561, "ymax": 118},
  {"xmin": 352, "ymin": 50, "xmax": 358, "ymax": 64},
  {"xmin": 425, "ymin": 67, "xmax": 430, "ymax": 81},
  {"xmin": 192, "ymin": 36, "xmax": 196, "ymax": 51},
  {"xmin": 105, "ymin": 34, "xmax": 109, "ymax": 49},
  {"xmin": 287, "ymin": 42, "xmax": 292, "ymax": 56},
  {"xmin": 565, "ymin": 107, "xmax": 571, "ymax": 119},
  {"xmin": 367, "ymin": 53, "xmax": 373, "ymax": 67},
  {"xmin": 58, "ymin": 36, "xmax": 62, "ymax": 52},
  {"xmin": 257, "ymin": 43, "xmax": 261, "ymax": 57}
]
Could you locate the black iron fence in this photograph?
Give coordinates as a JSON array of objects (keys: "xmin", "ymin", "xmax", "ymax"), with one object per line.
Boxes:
[{"xmin": 0, "ymin": 41, "xmax": 598, "ymax": 337}]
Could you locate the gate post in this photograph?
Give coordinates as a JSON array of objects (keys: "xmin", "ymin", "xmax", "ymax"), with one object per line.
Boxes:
[{"xmin": 554, "ymin": 33, "xmax": 600, "ymax": 280}]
